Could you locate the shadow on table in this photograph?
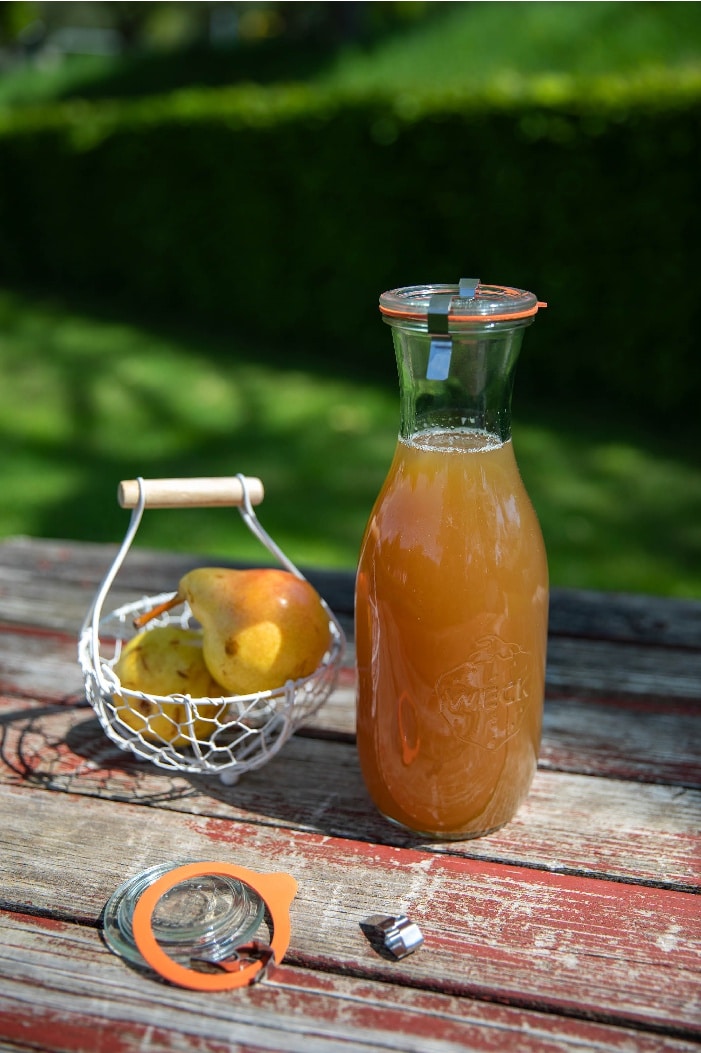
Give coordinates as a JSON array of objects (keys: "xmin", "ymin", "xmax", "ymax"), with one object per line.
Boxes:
[{"xmin": 1, "ymin": 701, "xmax": 449, "ymax": 850}]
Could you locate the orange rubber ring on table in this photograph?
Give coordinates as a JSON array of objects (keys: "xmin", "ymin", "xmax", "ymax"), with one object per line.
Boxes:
[{"xmin": 131, "ymin": 862, "xmax": 298, "ymax": 991}]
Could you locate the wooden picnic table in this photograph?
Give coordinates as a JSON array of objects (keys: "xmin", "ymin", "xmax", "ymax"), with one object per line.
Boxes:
[{"xmin": 0, "ymin": 534, "xmax": 699, "ymax": 1052}]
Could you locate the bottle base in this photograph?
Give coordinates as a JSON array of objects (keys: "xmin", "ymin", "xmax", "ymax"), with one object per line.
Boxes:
[{"xmin": 379, "ymin": 810, "xmax": 509, "ymax": 842}]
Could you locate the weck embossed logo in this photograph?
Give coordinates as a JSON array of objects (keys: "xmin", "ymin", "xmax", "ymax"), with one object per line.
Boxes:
[{"xmin": 437, "ymin": 634, "xmax": 529, "ymax": 750}]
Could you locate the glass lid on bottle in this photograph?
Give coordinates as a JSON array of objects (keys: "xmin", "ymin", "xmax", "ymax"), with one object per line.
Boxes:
[{"xmin": 379, "ymin": 279, "xmax": 545, "ymax": 327}]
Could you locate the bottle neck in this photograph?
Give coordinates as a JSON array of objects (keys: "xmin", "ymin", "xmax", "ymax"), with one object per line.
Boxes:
[{"xmin": 390, "ymin": 323, "xmax": 529, "ymax": 444}]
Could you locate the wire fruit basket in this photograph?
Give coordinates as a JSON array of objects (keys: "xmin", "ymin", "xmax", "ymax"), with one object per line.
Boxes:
[{"xmin": 78, "ymin": 475, "xmax": 345, "ymax": 784}]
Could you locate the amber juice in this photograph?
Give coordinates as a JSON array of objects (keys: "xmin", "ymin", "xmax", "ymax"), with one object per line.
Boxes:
[{"xmin": 355, "ymin": 428, "xmax": 548, "ymax": 839}]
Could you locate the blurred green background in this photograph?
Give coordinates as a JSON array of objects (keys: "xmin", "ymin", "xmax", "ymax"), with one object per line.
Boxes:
[{"xmin": 0, "ymin": 1, "xmax": 700, "ymax": 597}]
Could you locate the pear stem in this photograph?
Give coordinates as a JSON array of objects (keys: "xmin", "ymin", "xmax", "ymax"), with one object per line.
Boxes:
[{"xmin": 133, "ymin": 593, "xmax": 183, "ymax": 629}]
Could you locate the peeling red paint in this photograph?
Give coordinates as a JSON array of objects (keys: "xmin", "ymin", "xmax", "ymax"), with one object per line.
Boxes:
[
  {"xmin": 2, "ymin": 538, "xmax": 700, "ymax": 1050},
  {"xmin": 0, "ymin": 623, "xmax": 76, "ymax": 645},
  {"xmin": 10, "ymin": 911, "xmax": 71, "ymax": 933},
  {"xmin": 0, "ymin": 1009, "xmax": 233, "ymax": 1053}
]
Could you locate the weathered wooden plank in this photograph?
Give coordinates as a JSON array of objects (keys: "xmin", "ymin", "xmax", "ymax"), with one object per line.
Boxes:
[
  {"xmin": 0, "ymin": 627, "xmax": 86, "ymax": 702},
  {"xmin": 547, "ymin": 586, "xmax": 701, "ymax": 649},
  {"xmin": 0, "ymin": 697, "xmax": 698, "ymax": 888},
  {"xmin": 3, "ymin": 535, "xmax": 701, "ymax": 648},
  {"xmin": 1, "ymin": 912, "xmax": 696, "ymax": 1053},
  {"xmin": 0, "ymin": 536, "xmax": 357, "ymax": 620},
  {"xmin": 1, "ymin": 785, "xmax": 699, "ymax": 1035},
  {"xmin": 0, "ymin": 622, "xmax": 356, "ymax": 728},
  {"xmin": 9, "ymin": 614, "xmax": 698, "ymax": 711},
  {"xmin": 2, "ymin": 537, "xmax": 699, "ymax": 1053},
  {"xmin": 545, "ymin": 638, "xmax": 701, "ymax": 701},
  {"xmin": 11, "ymin": 605, "xmax": 701, "ymax": 708},
  {"xmin": 3, "ymin": 539, "xmax": 701, "ymax": 713},
  {"xmin": 2, "ymin": 601, "xmax": 701, "ymax": 725},
  {"xmin": 540, "ymin": 694, "xmax": 701, "ymax": 786},
  {"xmin": 2, "ymin": 612, "xmax": 699, "ymax": 792}
]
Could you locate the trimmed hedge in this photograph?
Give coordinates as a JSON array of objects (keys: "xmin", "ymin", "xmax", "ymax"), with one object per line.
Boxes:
[{"xmin": 0, "ymin": 71, "xmax": 700, "ymax": 417}]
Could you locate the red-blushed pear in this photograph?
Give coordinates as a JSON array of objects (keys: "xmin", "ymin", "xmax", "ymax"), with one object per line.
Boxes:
[{"xmin": 136, "ymin": 568, "xmax": 331, "ymax": 695}]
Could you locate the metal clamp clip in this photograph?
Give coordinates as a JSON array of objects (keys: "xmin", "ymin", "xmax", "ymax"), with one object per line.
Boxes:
[
  {"xmin": 426, "ymin": 279, "xmax": 480, "ymax": 381},
  {"xmin": 362, "ymin": 913, "xmax": 424, "ymax": 959},
  {"xmin": 191, "ymin": 940, "xmax": 275, "ymax": 985}
]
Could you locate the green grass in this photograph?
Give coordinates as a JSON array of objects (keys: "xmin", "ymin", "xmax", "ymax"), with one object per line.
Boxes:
[
  {"xmin": 1, "ymin": 4, "xmax": 700, "ymax": 597},
  {"xmin": 1, "ymin": 2, "xmax": 700, "ymax": 108},
  {"xmin": 319, "ymin": 2, "xmax": 701, "ymax": 93},
  {"xmin": 2, "ymin": 288, "xmax": 700, "ymax": 598},
  {"xmin": 0, "ymin": 289, "xmax": 396, "ymax": 568}
]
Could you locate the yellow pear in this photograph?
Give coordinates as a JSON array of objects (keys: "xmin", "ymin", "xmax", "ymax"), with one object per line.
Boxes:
[
  {"xmin": 112, "ymin": 625, "xmax": 226, "ymax": 746},
  {"xmin": 136, "ymin": 567, "xmax": 331, "ymax": 695}
]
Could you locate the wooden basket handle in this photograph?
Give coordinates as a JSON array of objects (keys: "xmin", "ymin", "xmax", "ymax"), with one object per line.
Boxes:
[{"xmin": 118, "ymin": 476, "xmax": 264, "ymax": 509}]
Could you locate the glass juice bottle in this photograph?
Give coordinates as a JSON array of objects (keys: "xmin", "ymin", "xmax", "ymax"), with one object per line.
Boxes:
[{"xmin": 355, "ymin": 280, "xmax": 549, "ymax": 839}]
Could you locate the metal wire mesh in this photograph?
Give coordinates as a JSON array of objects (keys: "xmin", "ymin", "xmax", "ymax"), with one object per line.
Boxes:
[{"xmin": 78, "ymin": 476, "xmax": 346, "ymax": 782}]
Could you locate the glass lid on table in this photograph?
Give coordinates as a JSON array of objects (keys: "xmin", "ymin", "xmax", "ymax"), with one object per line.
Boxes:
[{"xmin": 103, "ymin": 860, "xmax": 265, "ymax": 969}]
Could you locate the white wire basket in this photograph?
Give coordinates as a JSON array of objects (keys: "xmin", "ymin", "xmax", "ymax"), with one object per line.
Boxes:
[{"xmin": 78, "ymin": 474, "xmax": 346, "ymax": 784}]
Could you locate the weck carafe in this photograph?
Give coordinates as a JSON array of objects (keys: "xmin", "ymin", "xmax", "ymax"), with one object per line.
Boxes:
[{"xmin": 355, "ymin": 280, "xmax": 549, "ymax": 839}]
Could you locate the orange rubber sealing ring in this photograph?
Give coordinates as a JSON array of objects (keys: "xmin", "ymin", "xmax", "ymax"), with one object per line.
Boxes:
[{"xmin": 132, "ymin": 862, "xmax": 298, "ymax": 991}]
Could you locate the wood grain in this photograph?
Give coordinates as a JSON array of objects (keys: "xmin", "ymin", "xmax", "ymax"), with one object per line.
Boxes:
[
  {"xmin": 1, "ymin": 785, "xmax": 699, "ymax": 1036},
  {"xmin": 3, "ymin": 535, "xmax": 701, "ymax": 645},
  {"xmin": 1, "ymin": 536, "xmax": 700, "ymax": 1052},
  {"xmin": 1, "ymin": 620, "xmax": 699, "ymax": 786},
  {"xmin": 2, "ymin": 912, "xmax": 697, "ymax": 1053},
  {"xmin": 1, "ymin": 696, "xmax": 698, "ymax": 888}
]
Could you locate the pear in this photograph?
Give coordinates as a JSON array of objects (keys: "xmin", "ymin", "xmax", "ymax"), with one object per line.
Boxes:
[
  {"xmin": 136, "ymin": 568, "xmax": 331, "ymax": 695},
  {"xmin": 112, "ymin": 625, "xmax": 226, "ymax": 746}
]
